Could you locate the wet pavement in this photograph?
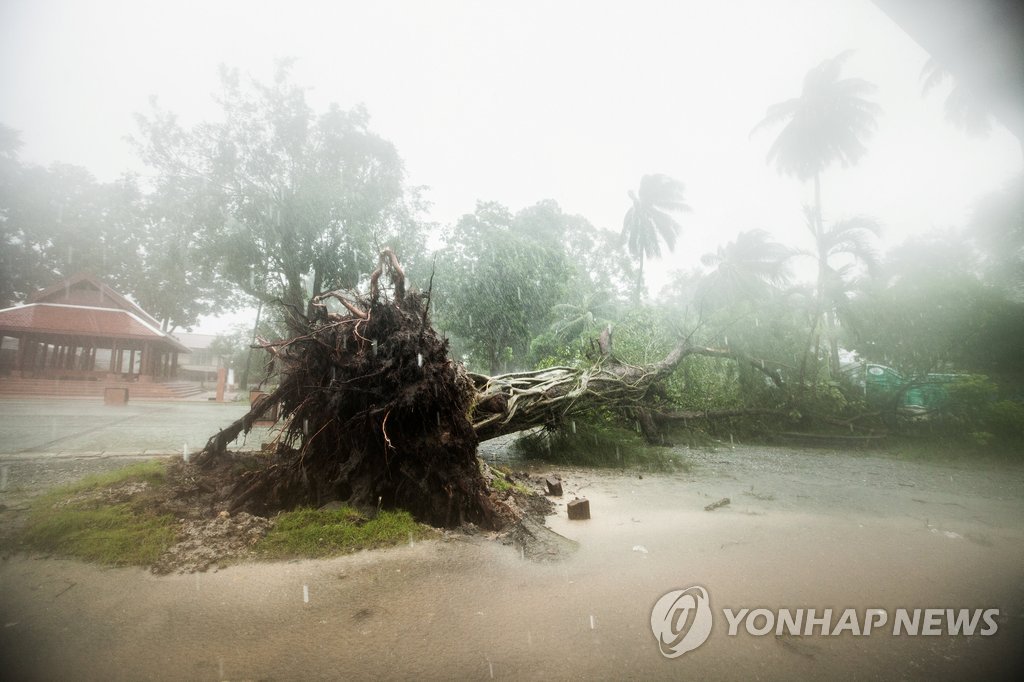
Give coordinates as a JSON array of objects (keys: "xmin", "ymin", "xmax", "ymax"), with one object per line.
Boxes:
[
  {"xmin": 1, "ymin": 444, "xmax": 1022, "ymax": 680},
  {"xmin": 0, "ymin": 398, "xmax": 273, "ymax": 459},
  {"xmin": 1, "ymin": 400, "xmax": 1022, "ymax": 679}
]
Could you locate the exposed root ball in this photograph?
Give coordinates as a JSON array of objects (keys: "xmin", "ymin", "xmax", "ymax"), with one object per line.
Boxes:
[{"xmin": 201, "ymin": 251, "xmax": 501, "ymax": 529}]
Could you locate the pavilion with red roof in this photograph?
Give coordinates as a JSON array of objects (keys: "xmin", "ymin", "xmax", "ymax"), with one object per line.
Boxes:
[{"xmin": 0, "ymin": 273, "xmax": 190, "ymax": 388}]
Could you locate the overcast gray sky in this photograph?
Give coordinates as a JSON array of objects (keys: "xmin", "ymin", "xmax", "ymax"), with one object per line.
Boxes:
[{"xmin": 2, "ymin": 0, "xmax": 1021, "ymax": 330}]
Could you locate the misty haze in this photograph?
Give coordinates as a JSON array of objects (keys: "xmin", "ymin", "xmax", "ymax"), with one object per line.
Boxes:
[{"xmin": 0, "ymin": 1, "xmax": 1022, "ymax": 680}]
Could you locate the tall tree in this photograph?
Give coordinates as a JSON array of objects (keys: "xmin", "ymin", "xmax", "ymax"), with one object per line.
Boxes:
[
  {"xmin": 970, "ymin": 174, "xmax": 1024, "ymax": 300},
  {"xmin": 848, "ymin": 232, "xmax": 1024, "ymax": 386},
  {"xmin": 130, "ymin": 181, "xmax": 240, "ymax": 331},
  {"xmin": 436, "ymin": 201, "xmax": 570, "ymax": 374},
  {"xmin": 752, "ymin": 50, "xmax": 881, "ymax": 382},
  {"xmin": 752, "ymin": 50, "xmax": 881, "ymax": 212},
  {"xmin": 621, "ymin": 174, "xmax": 690, "ymax": 303},
  {"xmin": 132, "ymin": 62, "xmax": 421, "ymax": 329},
  {"xmin": 0, "ymin": 124, "xmax": 234, "ymax": 329}
]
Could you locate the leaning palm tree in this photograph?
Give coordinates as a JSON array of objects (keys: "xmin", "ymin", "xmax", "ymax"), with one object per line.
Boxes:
[
  {"xmin": 698, "ymin": 229, "xmax": 793, "ymax": 309},
  {"xmin": 752, "ymin": 50, "xmax": 881, "ymax": 240},
  {"xmin": 621, "ymin": 174, "xmax": 690, "ymax": 303}
]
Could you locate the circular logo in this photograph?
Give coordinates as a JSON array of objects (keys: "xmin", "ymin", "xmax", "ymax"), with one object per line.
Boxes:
[{"xmin": 650, "ymin": 586, "xmax": 713, "ymax": 658}]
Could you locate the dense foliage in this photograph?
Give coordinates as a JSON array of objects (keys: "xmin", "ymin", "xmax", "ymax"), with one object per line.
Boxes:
[{"xmin": 2, "ymin": 57, "xmax": 1021, "ymax": 453}]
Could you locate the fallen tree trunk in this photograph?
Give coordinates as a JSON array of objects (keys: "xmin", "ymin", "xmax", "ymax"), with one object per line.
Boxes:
[
  {"xmin": 197, "ymin": 250, "xmax": 786, "ymax": 527},
  {"xmin": 469, "ymin": 344, "xmax": 786, "ymax": 442}
]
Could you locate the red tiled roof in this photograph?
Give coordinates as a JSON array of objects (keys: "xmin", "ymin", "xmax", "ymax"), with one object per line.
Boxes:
[
  {"xmin": 0, "ymin": 304, "xmax": 189, "ymax": 352},
  {"xmin": 28, "ymin": 272, "xmax": 161, "ymax": 328}
]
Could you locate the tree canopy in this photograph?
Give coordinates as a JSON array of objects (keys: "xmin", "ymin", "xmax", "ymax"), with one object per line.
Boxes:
[
  {"xmin": 0, "ymin": 125, "xmax": 229, "ymax": 330},
  {"xmin": 132, "ymin": 62, "xmax": 424, "ymax": 327},
  {"xmin": 436, "ymin": 201, "xmax": 573, "ymax": 374}
]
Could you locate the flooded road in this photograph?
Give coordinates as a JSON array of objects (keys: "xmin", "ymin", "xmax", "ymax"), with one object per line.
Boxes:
[{"xmin": 1, "ymin": 444, "xmax": 1022, "ymax": 680}]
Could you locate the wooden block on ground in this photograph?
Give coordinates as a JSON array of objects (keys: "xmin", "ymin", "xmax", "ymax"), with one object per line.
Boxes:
[
  {"xmin": 567, "ymin": 497, "xmax": 590, "ymax": 520},
  {"xmin": 545, "ymin": 477, "xmax": 563, "ymax": 496}
]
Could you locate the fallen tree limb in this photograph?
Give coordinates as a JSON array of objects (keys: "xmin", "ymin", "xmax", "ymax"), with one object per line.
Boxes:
[{"xmin": 470, "ymin": 344, "xmax": 786, "ymax": 441}]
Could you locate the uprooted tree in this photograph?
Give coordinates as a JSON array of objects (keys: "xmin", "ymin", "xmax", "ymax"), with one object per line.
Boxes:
[{"xmin": 198, "ymin": 250, "xmax": 783, "ymax": 529}]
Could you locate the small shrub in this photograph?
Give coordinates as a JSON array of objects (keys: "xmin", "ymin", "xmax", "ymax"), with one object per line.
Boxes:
[{"xmin": 987, "ymin": 400, "xmax": 1024, "ymax": 444}]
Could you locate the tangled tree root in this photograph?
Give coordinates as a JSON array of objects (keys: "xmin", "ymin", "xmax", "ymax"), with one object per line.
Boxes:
[{"xmin": 199, "ymin": 250, "xmax": 502, "ymax": 529}]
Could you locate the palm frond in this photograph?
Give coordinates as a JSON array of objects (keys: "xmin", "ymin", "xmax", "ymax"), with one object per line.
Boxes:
[
  {"xmin": 622, "ymin": 174, "xmax": 689, "ymax": 262},
  {"xmin": 754, "ymin": 50, "xmax": 880, "ymax": 180}
]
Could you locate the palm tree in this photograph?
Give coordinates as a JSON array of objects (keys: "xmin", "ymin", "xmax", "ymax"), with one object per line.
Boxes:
[
  {"xmin": 621, "ymin": 174, "xmax": 690, "ymax": 303},
  {"xmin": 752, "ymin": 50, "xmax": 881, "ymax": 243},
  {"xmin": 698, "ymin": 229, "xmax": 793, "ymax": 308},
  {"xmin": 799, "ymin": 209, "xmax": 881, "ymax": 380},
  {"xmin": 920, "ymin": 57, "xmax": 993, "ymax": 136},
  {"xmin": 753, "ymin": 51, "xmax": 881, "ymax": 385}
]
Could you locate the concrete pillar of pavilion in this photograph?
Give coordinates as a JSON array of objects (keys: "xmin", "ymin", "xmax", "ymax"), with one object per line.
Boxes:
[
  {"xmin": 138, "ymin": 344, "xmax": 153, "ymax": 383},
  {"xmin": 34, "ymin": 341, "xmax": 45, "ymax": 376},
  {"xmin": 108, "ymin": 341, "xmax": 120, "ymax": 380},
  {"xmin": 12, "ymin": 334, "xmax": 25, "ymax": 377}
]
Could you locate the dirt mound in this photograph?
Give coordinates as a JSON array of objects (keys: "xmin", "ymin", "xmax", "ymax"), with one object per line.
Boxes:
[
  {"xmin": 151, "ymin": 511, "xmax": 272, "ymax": 574},
  {"xmin": 59, "ymin": 480, "xmax": 151, "ymax": 508},
  {"xmin": 146, "ymin": 454, "xmax": 558, "ymax": 572}
]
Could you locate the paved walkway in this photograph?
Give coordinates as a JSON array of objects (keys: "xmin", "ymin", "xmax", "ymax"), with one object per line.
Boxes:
[{"xmin": 0, "ymin": 398, "xmax": 274, "ymax": 459}]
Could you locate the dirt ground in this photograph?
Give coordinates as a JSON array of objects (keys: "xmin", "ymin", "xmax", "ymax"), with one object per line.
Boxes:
[
  {"xmin": 1, "ymin": 444, "xmax": 1022, "ymax": 680},
  {"xmin": 0, "ymin": 450, "xmax": 556, "ymax": 575}
]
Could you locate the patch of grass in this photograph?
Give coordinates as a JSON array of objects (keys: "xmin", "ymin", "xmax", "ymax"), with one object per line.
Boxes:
[
  {"xmin": 44, "ymin": 459, "xmax": 167, "ymax": 499},
  {"xmin": 18, "ymin": 459, "xmax": 177, "ymax": 566},
  {"xmin": 257, "ymin": 506, "xmax": 431, "ymax": 559},
  {"xmin": 75, "ymin": 456, "xmax": 164, "ymax": 489},
  {"xmin": 20, "ymin": 503, "xmax": 176, "ymax": 566},
  {"xmin": 489, "ymin": 466, "xmax": 532, "ymax": 495}
]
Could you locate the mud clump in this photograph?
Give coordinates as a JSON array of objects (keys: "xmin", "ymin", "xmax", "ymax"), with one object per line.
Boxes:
[
  {"xmin": 58, "ymin": 480, "xmax": 151, "ymax": 508},
  {"xmin": 151, "ymin": 512, "xmax": 272, "ymax": 575}
]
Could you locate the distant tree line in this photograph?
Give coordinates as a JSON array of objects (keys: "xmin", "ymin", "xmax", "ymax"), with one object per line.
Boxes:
[{"xmin": 2, "ymin": 56, "xmax": 1021, "ymax": 448}]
